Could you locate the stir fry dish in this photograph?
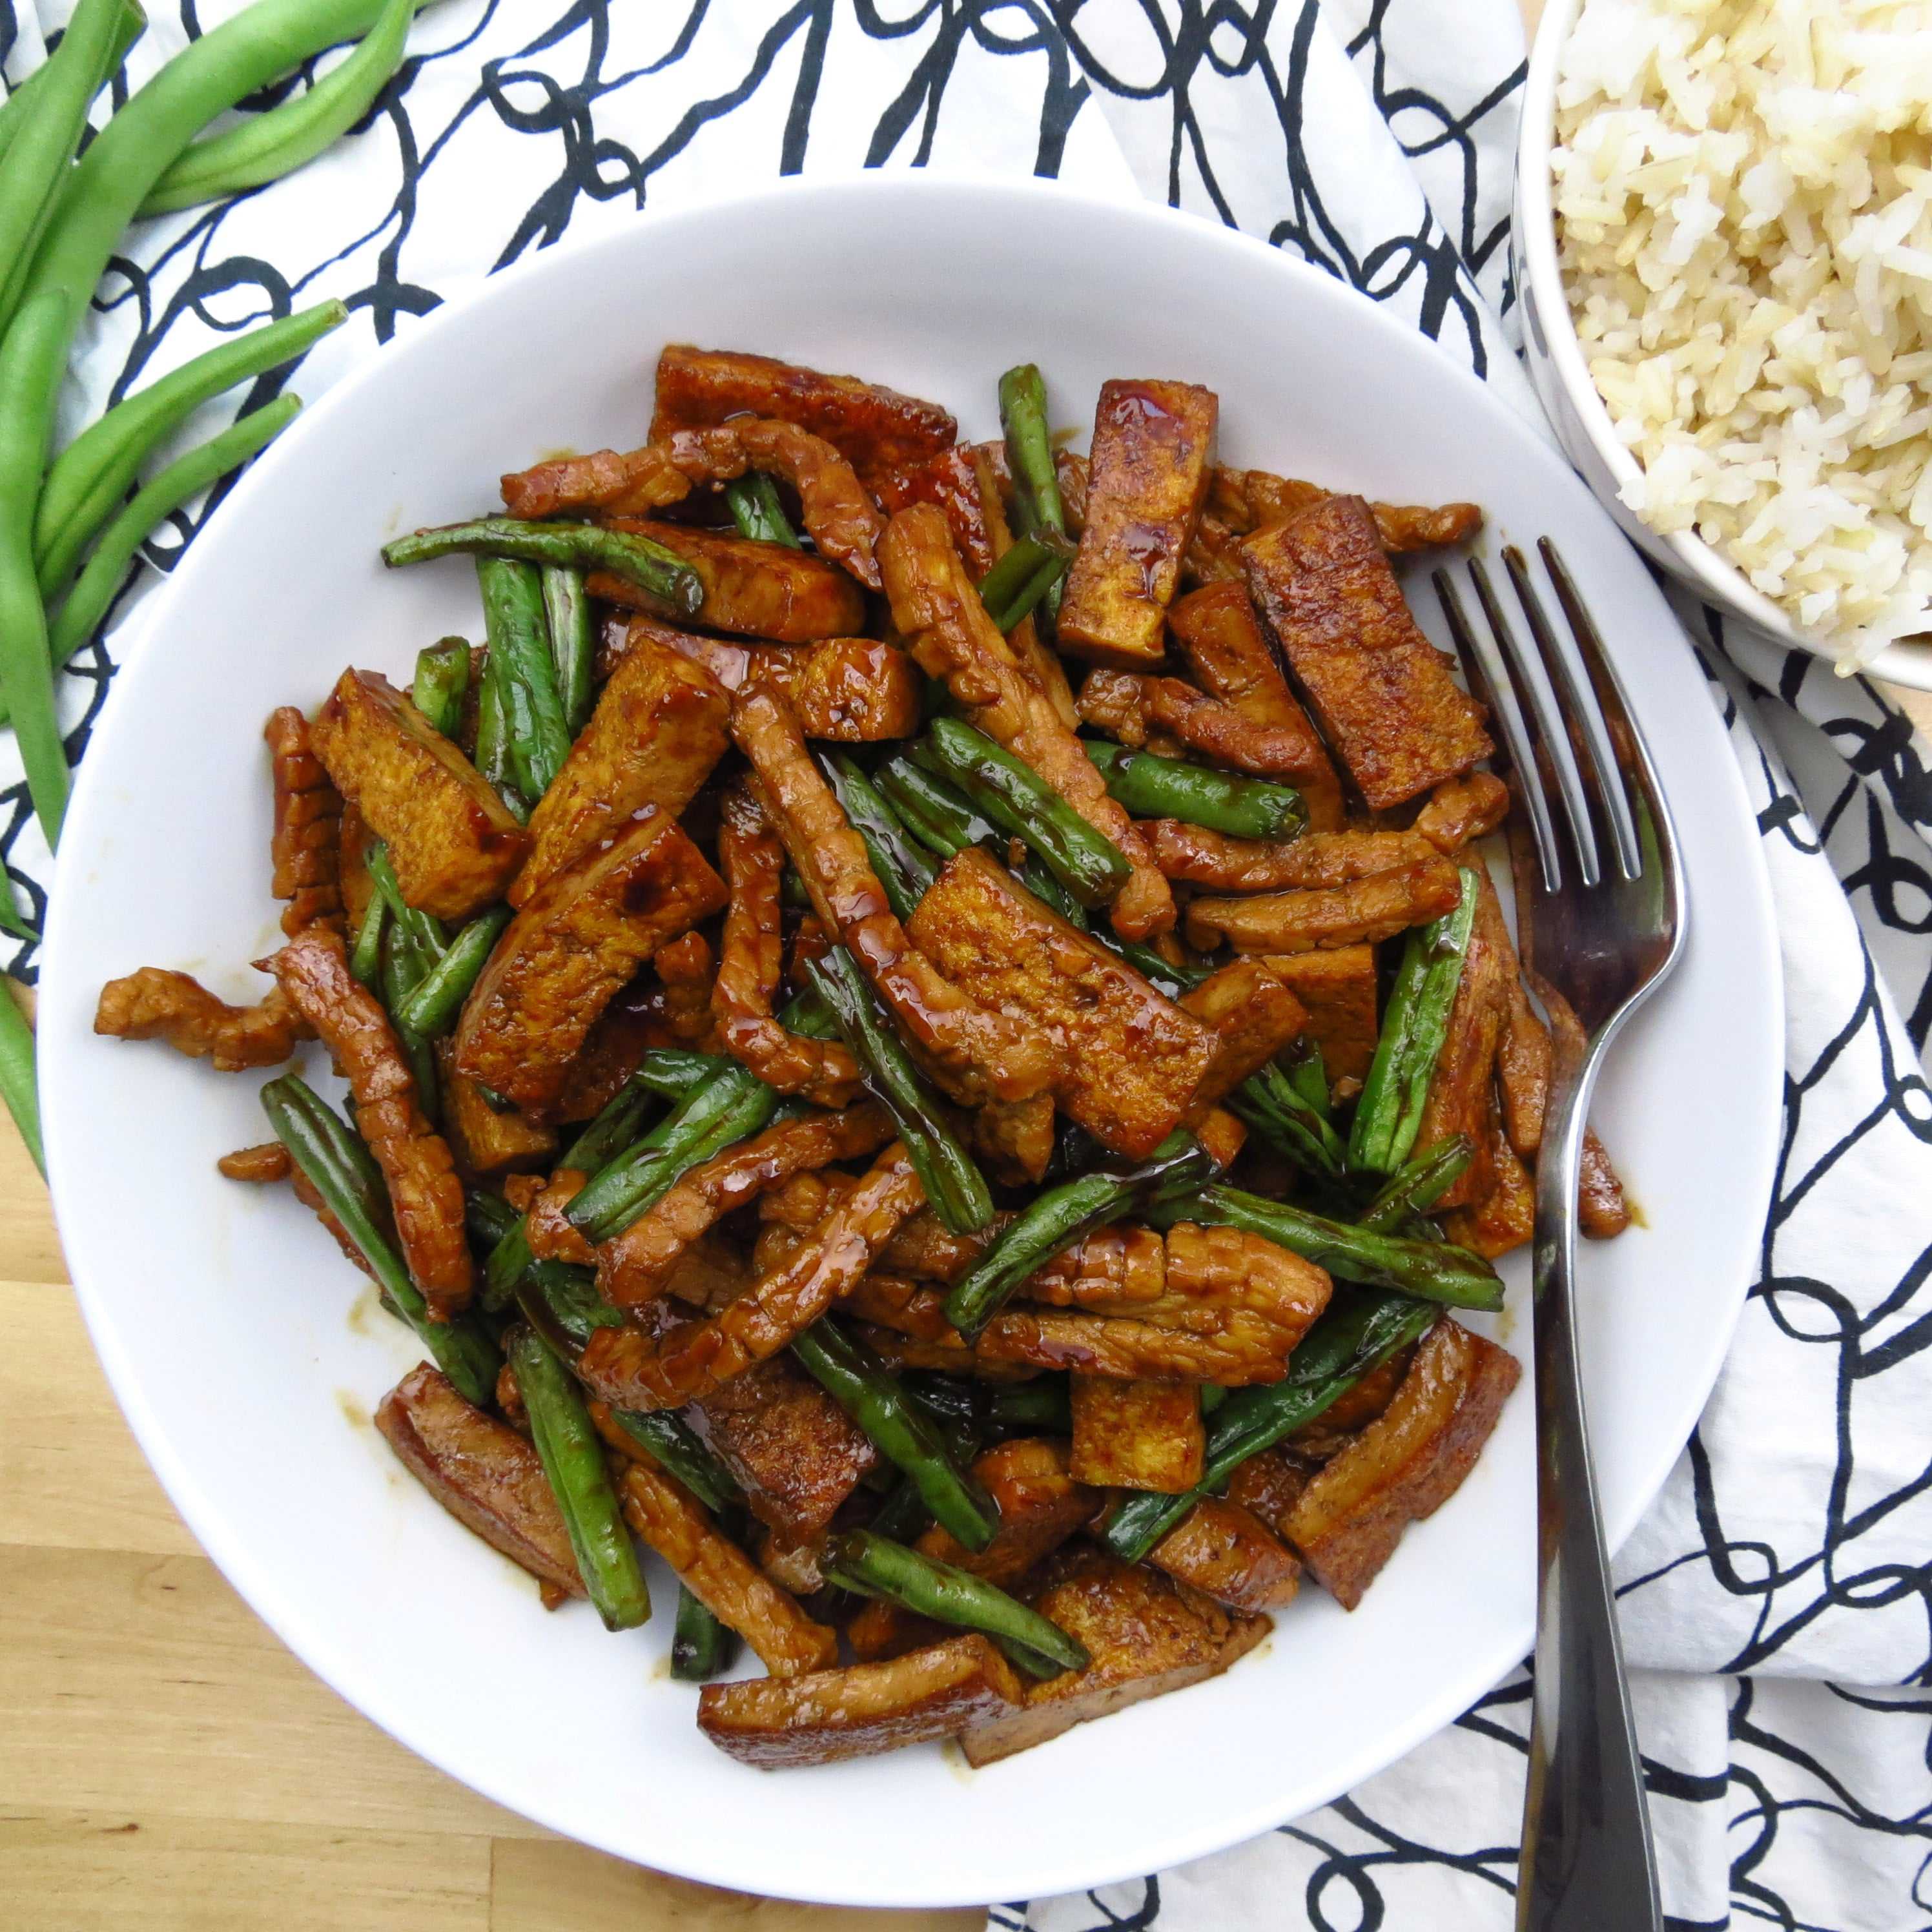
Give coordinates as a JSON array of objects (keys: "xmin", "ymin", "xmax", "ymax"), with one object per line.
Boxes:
[{"xmin": 93, "ymin": 345, "xmax": 1630, "ymax": 1772}]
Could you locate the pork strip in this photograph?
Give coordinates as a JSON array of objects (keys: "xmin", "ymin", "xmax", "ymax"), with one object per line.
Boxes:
[
  {"xmin": 1149, "ymin": 822, "xmax": 1436, "ymax": 893},
  {"xmin": 265, "ymin": 706, "xmax": 343, "ymax": 936},
  {"xmin": 590, "ymin": 519, "xmax": 866, "ymax": 642},
  {"xmin": 1412, "ymin": 770, "xmax": 1510, "ymax": 854},
  {"xmin": 1206, "ymin": 466, "xmax": 1483, "ymax": 555},
  {"xmin": 969, "ymin": 441, "xmax": 1080, "ymax": 729},
  {"xmin": 1442, "ymin": 1103, "xmax": 1537, "ymax": 1261},
  {"xmin": 218, "ymin": 1141, "xmax": 293, "ymax": 1183},
  {"xmin": 94, "ymin": 970, "xmax": 307, "ymax": 1071},
  {"xmin": 1184, "ymin": 858, "xmax": 1463, "ymax": 955},
  {"xmin": 876, "ymin": 441, "xmax": 995, "ymax": 571},
  {"xmin": 1078, "ymin": 666, "xmax": 1329, "ymax": 781},
  {"xmin": 1413, "ymin": 876, "xmax": 1510, "ymax": 1209}
]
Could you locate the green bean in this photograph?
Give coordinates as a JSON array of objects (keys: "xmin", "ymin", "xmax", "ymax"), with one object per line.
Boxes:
[
  {"xmin": 393, "ymin": 905, "xmax": 508, "ymax": 1039},
  {"xmin": 476, "ymin": 557, "xmax": 570, "ymax": 804},
  {"xmin": 803, "ymin": 947, "xmax": 993, "ymax": 1237},
  {"xmin": 409, "ymin": 636, "xmax": 469, "ymax": 740},
  {"xmin": 383, "ymin": 517, "xmax": 702, "ymax": 616},
  {"xmin": 1102, "ymin": 1288, "xmax": 1437, "ymax": 1562},
  {"xmin": 260, "ymin": 1073, "xmax": 499, "ymax": 1405},
  {"xmin": 1284, "ymin": 1040, "xmax": 1330, "ymax": 1122},
  {"xmin": 505, "ymin": 1325, "xmax": 650, "ymax": 1630},
  {"xmin": 540, "ymin": 564, "xmax": 595, "ymax": 735},
  {"xmin": 0, "ymin": 976, "xmax": 43, "ymax": 1175},
  {"xmin": 464, "ymin": 1187, "xmax": 517, "ymax": 1251},
  {"xmin": 1348, "ymin": 867, "xmax": 1480, "ymax": 1176},
  {"xmin": 821, "ymin": 752, "xmax": 934, "ymax": 923},
  {"xmin": 874, "ymin": 755, "xmax": 992, "ymax": 860},
  {"xmin": 0, "ymin": 0, "xmax": 140, "ymax": 339},
  {"xmin": 0, "ymin": 0, "xmax": 139, "ymax": 170},
  {"xmin": 1084, "ymin": 740, "xmax": 1308, "ymax": 842},
  {"xmin": 976, "ymin": 534, "xmax": 1068, "ymax": 633},
  {"xmin": 724, "ymin": 473, "xmax": 799, "ymax": 548},
  {"xmin": 561, "ymin": 1078, "xmax": 657, "ymax": 1174},
  {"xmin": 37, "ymin": 395, "xmax": 303, "ymax": 692},
  {"xmin": 364, "ymin": 842, "xmax": 447, "ymax": 963},
  {"xmin": 998, "ymin": 364, "xmax": 1066, "ymax": 539},
  {"xmin": 823, "ymin": 1528, "xmax": 1087, "ymax": 1679},
  {"xmin": 903, "ymin": 1373, "xmax": 1074, "ymax": 1441},
  {"xmin": 138, "ymin": 0, "xmax": 418, "ymax": 218},
  {"xmin": 606, "ymin": 1406, "xmax": 744, "ymax": 1515},
  {"xmin": 920, "ymin": 718, "xmax": 1129, "ymax": 909},
  {"xmin": 944, "ymin": 1129, "xmax": 1213, "ymax": 1337},
  {"xmin": 0, "ymin": 867, "xmax": 34, "ymax": 942},
  {"xmin": 1357, "ymin": 1136, "xmax": 1474, "ymax": 1232},
  {"xmin": 1146, "ymin": 1182, "xmax": 1502, "ymax": 1310},
  {"xmin": 1228, "ymin": 1061, "xmax": 1347, "ymax": 1180},
  {"xmin": 632, "ymin": 1049, "xmax": 734, "ymax": 1103},
  {"xmin": 36, "ymin": 300, "xmax": 346, "ymax": 599},
  {"xmin": 348, "ymin": 890, "xmax": 387, "ymax": 989},
  {"xmin": 866, "ymin": 1474, "xmax": 931, "ymax": 1545},
  {"xmin": 471, "ymin": 642, "xmax": 528, "ymax": 820},
  {"xmin": 671, "ymin": 1585, "xmax": 739, "ymax": 1680},
  {"xmin": 378, "ymin": 921, "xmax": 439, "ymax": 1123},
  {"xmin": 509, "ymin": 1258, "xmax": 610, "ymax": 1347},
  {"xmin": 792, "ymin": 1321, "xmax": 998, "ymax": 1552}
]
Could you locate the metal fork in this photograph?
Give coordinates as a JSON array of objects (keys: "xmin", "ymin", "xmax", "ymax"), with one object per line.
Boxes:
[{"xmin": 1434, "ymin": 539, "xmax": 1685, "ymax": 1932}]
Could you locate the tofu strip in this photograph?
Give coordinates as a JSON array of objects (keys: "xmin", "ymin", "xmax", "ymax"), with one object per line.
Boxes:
[
  {"xmin": 879, "ymin": 504, "xmax": 1176, "ymax": 941},
  {"xmin": 730, "ymin": 683, "xmax": 1053, "ymax": 1106},
  {"xmin": 576, "ymin": 1142, "xmax": 926, "ymax": 1410},
  {"xmin": 500, "ymin": 418, "xmax": 885, "ymax": 588},
  {"xmin": 711, "ymin": 781, "xmax": 861, "ymax": 1107}
]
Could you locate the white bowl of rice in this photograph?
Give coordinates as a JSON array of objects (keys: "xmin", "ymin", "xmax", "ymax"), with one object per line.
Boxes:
[{"xmin": 1516, "ymin": 0, "xmax": 1932, "ymax": 688}]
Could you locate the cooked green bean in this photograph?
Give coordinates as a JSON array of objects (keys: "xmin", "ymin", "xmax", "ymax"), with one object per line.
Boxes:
[
  {"xmin": 1084, "ymin": 740, "xmax": 1308, "ymax": 842},
  {"xmin": 1102, "ymin": 1288, "xmax": 1437, "ymax": 1562},
  {"xmin": 476, "ymin": 557, "xmax": 570, "ymax": 803},
  {"xmin": 471, "ymin": 641, "xmax": 528, "ymax": 819},
  {"xmin": 364, "ymin": 842, "xmax": 447, "ymax": 963},
  {"xmin": 823, "ymin": 1528, "xmax": 1087, "ymax": 1678},
  {"xmin": 348, "ymin": 890, "xmax": 387, "ymax": 989},
  {"xmin": 998, "ymin": 364, "xmax": 1066, "ymax": 539},
  {"xmin": 821, "ymin": 752, "xmax": 934, "ymax": 923},
  {"xmin": 632, "ymin": 1049, "xmax": 733, "ymax": 1103},
  {"xmin": 383, "ymin": 517, "xmax": 702, "ymax": 615},
  {"xmin": 804, "ymin": 947, "xmax": 993, "ymax": 1237},
  {"xmin": 1227, "ymin": 1061, "xmax": 1347, "ymax": 1180},
  {"xmin": 511, "ymin": 1259, "xmax": 613, "ymax": 1350},
  {"xmin": 671, "ymin": 1585, "xmax": 739, "ymax": 1680},
  {"xmin": 541, "ymin": 564, "xmax": 595, "ymax": 735},
  {"xmin": 944, "ymin": 1129, "xmax": 1214, "ymax": 1337},
  {"xmin": 866, "ymin": 1474, "xmax": 931, "ymax": 1545},
  {"xmin": 561, "ymin": 1078, "xmax": 657, "ymax": 1174},
  {"xmin": 1348, "ymin": 867, "xmax": 1480, "ymax": 1175},
  {"xmin": 1146, "ymin": 1182, "xmax": 1502, "ymax": 1310},
  {"xmin": 792, "ymin": 1321, "xmax": 998, "ymax": 1552},
  {"xmin": 138, "ymin": 0, "xmax": 418, "ymax": 217},
  {"xmin": 920, "ymin": 717, "xmax": 1129, "ymax": 909},
  {"xmin": 505, "ymin": 1324, "xmax": 650, "ymax": 1630},
  {"xmin": 0, "ymin": 976, "xmax": 43, "ymax": 1175},
  {"xmin": 606, "ymin": 1407, "xmax": 745, "ymax": 1516},
  {"xmin": 874, "ymin": 755, "xmax": 992, "ymax": 860},
  {"xmin": 1358, "ymin": 1136, "xmax": 1474, "ymax": 1232},
  {"xmin": 724, "ymin": 473, "xmax": 799, "ymax": 548},
  {"xmin": 464, "ymin": 1187, "xmax": 517, "ymax": 1251},
  {"xmin": 378, "ymin": 921, "xmax": 439, "ymax": 1122},
  {"xmin": 409, "ymin": 637, "xmax": 469, "ymax": 740},
  {"xmin": 393, "ymin": 905, "xmax": 509, "ymax": 1038},
  {"xmin": 976, "ymin": 534, "xmax": 1068, "ymax": 633},
  {"xmin": 260, "ymin": 1073, "xmax": 498, "ymax": 1405},
  {"xmin": 1284, "ymin": 1040, "xmax": 1331, "ymax": 1121}
]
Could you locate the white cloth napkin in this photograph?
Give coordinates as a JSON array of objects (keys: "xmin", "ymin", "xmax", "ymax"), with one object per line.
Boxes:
[{"xmin": 9, "ymin": 3, "xmax": 1931, "ymax": 1926}]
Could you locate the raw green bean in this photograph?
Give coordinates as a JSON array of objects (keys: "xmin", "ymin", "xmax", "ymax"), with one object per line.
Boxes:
[
  {"xmin": 383, "ymin": 517, "xmax": 702, "ymax": 615},
  {"xmin": 471, "ymin": 642, "xmax": 528, "ymax": 820},
  {"xmin": 1084, "ymin": 740, "xmax": 1308, "ymax": 842},
  {"xmin": 606, "ymin": 1407, "xmax": 744, "ymax": 1514},
  {"xmin": 823, "ymin": 1528, "xmax": 1087, "ymax": 1679},
  {"xmin": 364, "ymin": 843, "xmax": 447, "ymax": 963},
  {"xmin": 409, "ymin": 636, "xmax": 469, "ymax": 739},
  {"xmin": 1102, "ymin": 1288, "xmax": 1437, "ymax": 1561},
  {"xmin": 804, "ymin": 947, "xmax": 993, "ymax": 1237},
  {"xmin": 1348, "ymin": 867, "xmax": 1480, "ymax": 1175},
  {"xmin": 1227, "ymin": 1060, "xmax": 1347, "ymax": 1180},
  {"xmin": 632, "ymin": 1049, "xmax": 733, "ymax": 1102},
  {"xmin": 36, "ymin": 300, "xmax": 345, "ymax": 598},
  {"xmin": 505, "ymin": 1325, "xmax": 650, "ymax": 1630},
  {"xmin": 138, "ymin": 0, "xmax": 417, "ymax": 217},
  {"xmin": 724, "ymin": 473, "xmax": 799, "ymax": 548},
  {"xmin": 476, "ymin": 557, "xmax": 570, "ymax": 803},
  {"xmin": 1146, "ymin": 1182, "xmax": 1502, "ymax": 1310},
  {"xmin": 0, "ymin": 866, "xmax": 34, "ymax": 942},
  {"xmin": 920, "ymin": 717, "xmax": 1129, "ymax": 909},
  {"xmin": 943, "ymin": 1129, "xmax": 1214, "ymax": 1337},
  {"xmin": 38, "ymin": 395, "xmax": 302, "ymax": 689},
  {"xmin": 0, "ymin": 3, "xmax": 141, "ymax": 175},
  {"xmin": 260, "ymin": 1073, "xmax": 499, "ymax": 1405},
  {"xmin": 1358, "ymin": 1136, "xmax": 1474, "ymax": 1232},
  {"xmin": 792, "ymin": 1321, "xmax": 998, "ymax": 1552},
  {"xmin": 874, "ymin": 755, "xmax": 992, "ymax": 860},
  {"xmin": 348, "ymin": 890, "xmax": 387, "ymax": 989},
  {"xmin": 671, "ymin": 1585, "xmax": 738, "ymax": 1680},
  {"xmin": 0, "ymin": 976, "xmax": 42, "ymax": 1175},
  {"xmin": 393, "ymin": 905, "xmax": 508, "ymax": 1038},
  {"xmin": 821, "ymin": 752, "xmax": 934, "ymax": 923},
  {"xmin": 976, "ymin": 534, "xmax": 1067, "ymax": 633},
  {"xmin": 541, "ymin": 564, "xmax": 595, "ymax": 735}
]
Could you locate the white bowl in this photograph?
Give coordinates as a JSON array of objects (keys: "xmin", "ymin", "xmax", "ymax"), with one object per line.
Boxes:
[
  {"xmin": 37, "ymin": 176, "xmax": 1783, "ymax": 1908},
  {"xmin": 1514, "ymin": 0, "xmax": 1932, "ymax": 693}
]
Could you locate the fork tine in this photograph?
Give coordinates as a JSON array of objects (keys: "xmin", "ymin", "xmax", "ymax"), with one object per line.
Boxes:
[
  {"xmin": 1505, "ymin": 546, "xmax": 1643, "ymax": 883},
  {"xmin": 1470, "ymin": 556, "xmax": 1604, "ymax": 889},
  {"xmin": 1433, "ymin": 566, "xmax": 1564, "ymax": 892}
]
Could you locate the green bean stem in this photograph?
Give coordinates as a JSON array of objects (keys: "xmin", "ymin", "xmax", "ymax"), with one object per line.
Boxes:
[
  {"xmin": 393, "ymin": 905, "xmax": 508, "ymax": 1039},
  {"xmin": 383, "ymin": 517, "xmax": 702, "ymax": 615},
  {"xmin": 724, "ymin": 473, "xmax": 800, "ymax": 548},
  {"xmin": 671, "ymin": 1585, "xmax": 739, "ymax": 1680},
  {"xmin": 540, "ymin": 564, "xmax": 595, "ymax": 736},
  {"xmin": 1084, "ymin": 740, "xmax": 1308, "ymax": 842},
  {"xmin": 505, "ymin": 1325, "xmax": 650, "ymax": 1630},
  {"xmin": 476, "ymin": 557, "xmax": 570, "ymax": 805},
  {"xmin": 0, "ymin": 976, "xmax": 43, "ymax": 1175},
  {"xmin": 943, "ymin": 1129, "xmax": 1215, "ymax": 1337},
  {"xmin": 821, "ymin": 752, "xmax": 935, "ymax": 923},
  {"xmin": 409, "ymin": 636, "xmax": 469, "ymax": 740},
  {"xmin": 792, "ymin": 1321, "xmax": 998, "ymax": 1553}
]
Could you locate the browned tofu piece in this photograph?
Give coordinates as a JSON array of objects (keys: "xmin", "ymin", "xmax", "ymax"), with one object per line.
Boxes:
[
  {"xmin": 972, "ymin": 1091, "xmax": 1058, "ymax": 1186},
  {"xmin": 1261, "ymin": 945, "xmax": 1380, "ymax": 1083},
  {"xmin": 652, "ymin": 344, "xmax": 958, "ymax": 491},
  {"xmin": 452, "ymin": 809, "xmax": 726, "ymax": 1115},
  {"xmin": 694, "ymin": 1355, "xmax": 879, "ymax": 1543},
  {"xmin": 907, "ymin": 848, "xmax": 1215, "ymax": 1160},
  {"xmin": 1071, "ymin": 1377, "xmax": 1204, "ymax": 1492},
  {"xmin": 438, "ymin": 1045, "xmax": 557, "ymax": 1173},
  {"xmin": 512, "ymin": 633, "xmax": 728, "ymax": 905},
  {"xmin": 1286, "ymin": 1317, "xmax": 1521, "ymax": 1608},
  {"xmin": 1185, "ymin": 858, "xmax": 1463, "ymax": 956},
  {"xmin": 699, "ymin": 1635, "xmax": 1023, "ymax": 1769},
  {"xmin": 337, "ymin": 802, "xmax": 375, "ymax": 933},
  {"xmin": 958, "ymin": 1546, "xmax": 1269, "ymax": 1765},
  {"xmin": 616, "ymin": 1457, "xmax": 838, "ymax": 1678},
  {"xmin": 309, "ymin": 670, "xmax": 528, "ymax": 921},
  {"xmin": 590, "ymin": 519, "xmax": 867, "ymax": 642},
  {"xmin": 1180, "ymin": 960, "xmax": 1308, "ymax": 1113},
  {"xmin": 1224, "ymin": 1447, "xmax": 1314, "ymax": 1537},
  {"xmin": 376, "ymin": 1364, "xmax": 582, "ymax": 1598},
  {"xmin": 1241, "ymin": 497, "xmax": 1492, "ymax": 809},
  {"xmin": 1058, "ymin": 380, "xmax": 1218, "ymax": 666},
  {"xmin": 1149, "ymin": 1497, "xmax": 1302, "ymax": 1610}
]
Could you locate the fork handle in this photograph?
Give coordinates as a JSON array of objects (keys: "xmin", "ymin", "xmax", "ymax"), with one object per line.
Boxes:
[{"xmin": 1517, "ymin": 1044, "xmax": 1662, "ymax": 1932}]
